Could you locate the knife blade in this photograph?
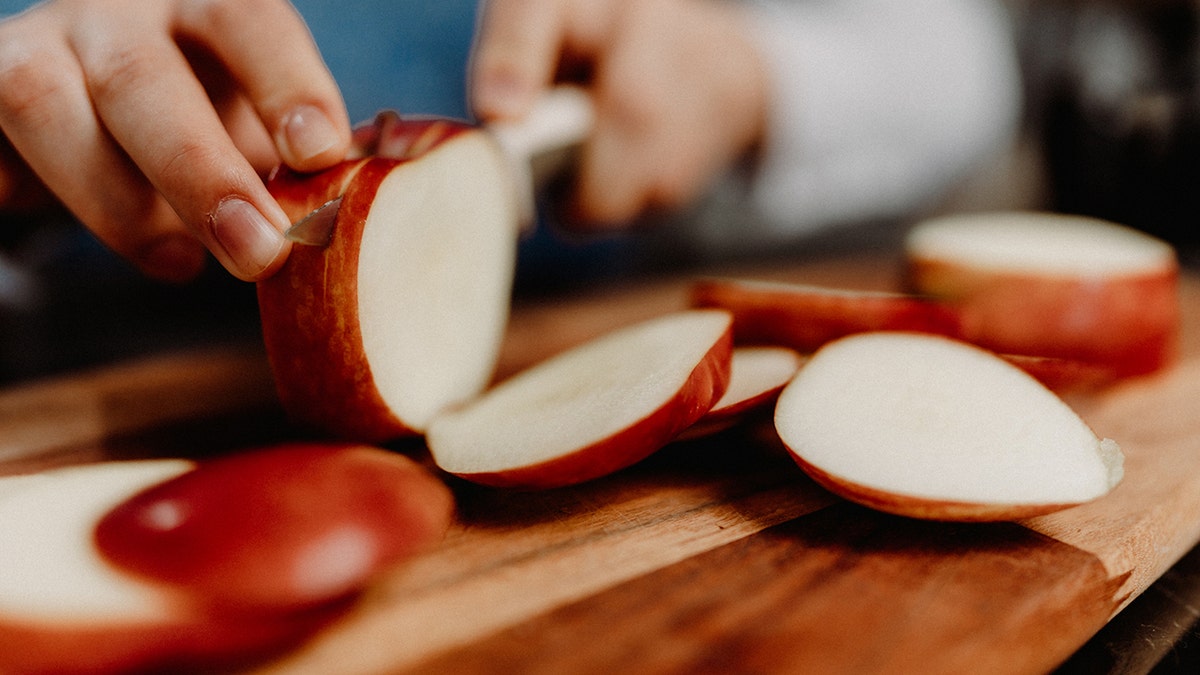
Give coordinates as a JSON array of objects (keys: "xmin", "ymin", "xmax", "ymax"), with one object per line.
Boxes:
[
  {"xmin": 283, "ymin": 87, "xmax": 593, "ymax": 247},
  {"xmin": 284, "ymin": 197, "xmax": 342, "ymax": 246}
]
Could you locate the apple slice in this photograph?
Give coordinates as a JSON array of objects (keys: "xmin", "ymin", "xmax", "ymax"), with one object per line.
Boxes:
[
  {"xmin": 690, "ymin": 277, "xmax": 963, "ymax": 353},
  {"xmin": 679, "ymin": 346, "xmax": 805, "ymax": 439},
  {"xmin": 774, "ymin": 332, "xmax": 1124, "ymax": 521},
  {"xmin": 258, "ymin": 122, "xmax": 519, "ymax": 441},
  {"xmin": 0, "ymin": 460, "xmax": 341, "ymax": 674},
  {"xmin": 426, "ymin": 310, "xmax": 734, "ymax": 489},
  {"xmin": 94, "ymin": 443, "xmax": 453, "ymax": 612},
  {"xmin": 905, "ymin": 211, "xmax": 1180, "ymax": 377}
]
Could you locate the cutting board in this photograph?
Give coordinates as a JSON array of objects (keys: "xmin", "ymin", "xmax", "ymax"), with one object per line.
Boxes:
[{"xmin": 2, "ymin": 254, "xmax": 1198, "ymax": 674}]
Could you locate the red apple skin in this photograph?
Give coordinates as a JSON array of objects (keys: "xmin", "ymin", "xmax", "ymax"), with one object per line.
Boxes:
[
  {"xmin": 0, "ymin": 600, "xmax": 347, "ymax": 675},
  {"xmin": 266, "ymin": 158, "xmax": 370, "ymax": 224},
  {"xmin": 1001, "ymin": 353, "xmax": 1122, "ymax": 394},
  {"xmin": 449, "ymin": 326, "xmax": 735, "ymax": 489},
  {"xmin": 94, "ymin": 443, "xmax": 454, "ymax": 612},
  {"xmin": 907, "ymin": 257, "xmax": 1180, "ymax": 377},
  {"xmin": 259, "ymin": 157, "xmax": 413, "ymax": 441},
  {"xmin": 787, "ymin": 454, "xmax": 1080, "ymax": 522},
  {"xmin": 690, "ymin": 278, "xmax": 964, "ymax": 353},
  {"xmin": 350, "ymin": 111, "xmax": 471, "ymax": 161}
]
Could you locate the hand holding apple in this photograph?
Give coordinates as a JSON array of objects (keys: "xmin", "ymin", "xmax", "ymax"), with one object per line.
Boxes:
[{"xmin": 0, "ymin": 0, "xmax": 352, "ymax": 282}]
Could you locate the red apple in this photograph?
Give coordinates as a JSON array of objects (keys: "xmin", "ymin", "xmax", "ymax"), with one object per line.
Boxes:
[
  {"xmin": 0, "ymin": 461, "xmax": 342, "ymax": 674},
  {"xmin": 94, "ymin": 443, "xmax": 453, "ymax": 613},
  {"xmin": 679, "ymin": 346, "xmax": 805, "ymax": 439},
  {"xmin": 775, "ymin": 332, "xmax": 1124, "ymax": 521},
  {"xmin": 905, "ymin": 211, "xmax": 1180, "ymax": 377},
  {"xmin": 690, "ymin": 277, "xmax": 963, "ymax": 353},
  {"xmin": 258, "ymin": 120, "xmax": 520, "ymax": 442},
  {"xmin": 426, "ymin": 310, "xmax": 734, "ymax": 489}
]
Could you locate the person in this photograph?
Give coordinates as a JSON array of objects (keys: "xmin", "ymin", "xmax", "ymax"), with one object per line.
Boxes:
[{"xmin": 0, "ymin": 0, "xmax": 1021, "ymax": 286}]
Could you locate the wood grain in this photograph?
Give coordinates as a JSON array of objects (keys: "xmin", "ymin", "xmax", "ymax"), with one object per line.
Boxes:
[
  {"xmin": 407, "ymin": 504, "xmax": 1124, "ymax": 675},
  {"xmin": 2, "ymin": 254, "xmax": 1198, "ymax": 674}
]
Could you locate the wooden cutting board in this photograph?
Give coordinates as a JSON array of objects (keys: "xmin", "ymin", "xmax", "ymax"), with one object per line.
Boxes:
[{"xmin": 2, "ymin": 254, "xmax": 1198, "ymax": 674}]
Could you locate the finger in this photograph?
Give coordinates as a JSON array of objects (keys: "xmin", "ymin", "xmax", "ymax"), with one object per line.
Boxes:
[
  {"xmin": 470, "ymin": 0, "xmax": 566, "ymax": 120},
  {"xmin": 175, "ymin": 0, "xmax": 350, "ymax": 172},
  {"xmin": 0, "ymin": 134, "xmax": 56, "ymax": 215},
  {"xmin": 0, "ymin": 26, "xmax": 207, "ymax": 282},
  {"xmin": 71, "ymin": 11, "xmax": 292, "ymax": 281}
]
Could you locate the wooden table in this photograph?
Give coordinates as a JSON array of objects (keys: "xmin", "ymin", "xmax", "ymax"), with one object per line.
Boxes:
[{"xmin": 2, "ymin": 253, "xmax": 1199, "ymax": 674}]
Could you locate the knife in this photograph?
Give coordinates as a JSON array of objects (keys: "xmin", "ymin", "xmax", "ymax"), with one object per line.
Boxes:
[{"xmin": 284, "ymin": 87, "xmax": 594, "ymax": 247}]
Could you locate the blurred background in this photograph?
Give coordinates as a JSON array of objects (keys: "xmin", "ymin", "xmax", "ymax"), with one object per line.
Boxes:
[{"xmin": 1, "ymin": 0, "xmax": 1199, "ymax": 383}]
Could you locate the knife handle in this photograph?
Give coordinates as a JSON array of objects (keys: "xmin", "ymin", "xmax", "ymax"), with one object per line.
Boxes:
[{"xmin": 487, "ymin": 86, "xmax": 594, "ymax": 227}]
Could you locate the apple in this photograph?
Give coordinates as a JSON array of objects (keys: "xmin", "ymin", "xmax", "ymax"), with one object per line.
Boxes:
[
  {"xmin": 258, "ymin": 120, "xmax": 520, "ymax": 442},
  {"xmin": 426, "ymin": 310, "xmax": 734, "ymax": 489},
  {"xmin": 0, "ymin": 443, "xmax": 453, "ymax": 674},
  {"xmin": 774, "ymin": 332, "xmax": 1124, "ymax": 521},
  {"xmin": 679, "ymin": 346, "xmax": 805, "ymax": 439},
  {"xmin": 690, "ymin": 277, "xmax": 963, "ymax": 353},
  {"xmin": 94, "ymin": 443, "xmax": 453, "ymax": 613},
  {"xmin": 0, "ymin": 460, "xmax": 341, "ymax": 674},
  {"xmin": 904, "ymin": 211, "xmax": 1180, "ymax": 377}
]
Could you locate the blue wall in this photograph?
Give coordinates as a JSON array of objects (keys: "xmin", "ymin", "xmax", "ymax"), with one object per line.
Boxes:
[{"xmin": 0, "ymin": 0, "xmax": 480, "ymax": 122}]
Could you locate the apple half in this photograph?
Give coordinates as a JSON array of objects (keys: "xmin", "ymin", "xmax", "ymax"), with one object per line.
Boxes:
[
  {"xmin": 905, "ymin": 211, "xmax": 1180, "ymax": 377},
  {"xmin": 426, "ymin": 310, "xmax": 734, "ymax": 489},
  {"xmin": 774, "ymin": 332, "xmax": 1124, "ymax": 521},
  {"xmin": 258, "ymin": 120, "xmax": 520, "ymax": 441},
  {"xmin": 94, "ymin": 443, "xmax": 453, "ymax": 612},
  {"xmin": 0, "ymin": 444, "xmax": 453, "ymax": 674},
  {"xmin": 691, "ymin": 277, "xmax": 963, "ymax": 353},
  {"xmin": 0, "ymin": 460, "xmax": 337, "ymax": 674}
]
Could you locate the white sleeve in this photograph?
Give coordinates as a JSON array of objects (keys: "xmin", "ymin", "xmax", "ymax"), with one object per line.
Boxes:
[{"xmin": 733, "ymin": 0, "xmax": 1022, "ymax": 239}]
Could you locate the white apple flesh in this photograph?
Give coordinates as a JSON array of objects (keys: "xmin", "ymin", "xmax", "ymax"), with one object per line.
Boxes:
[
  {"xmin": 774, "ymin": 332, "xmax": 1124, "ymax": 521},
  {"xmin": 258, "ymin": 125, "xmax": 519, "ymax": 442},
  {"xmin": 427, "ymin": 310, "xmax": 734, "ymax": 489},
  {"xmin": 905, "ymin": 211, "xmax": 1179, "ymax": 377}
]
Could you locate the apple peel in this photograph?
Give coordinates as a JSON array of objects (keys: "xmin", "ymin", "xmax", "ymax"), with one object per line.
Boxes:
[
  {"xmin": 679, "ymin": 346, "xmax": 805, "ymax": 439},
  {"xmin": 691, "ymin": 277, "xmax": 963, "ymax": 353},
  {"xmin": 774, "ymin": 332, "xmax": 1124, "ymax": 521}
]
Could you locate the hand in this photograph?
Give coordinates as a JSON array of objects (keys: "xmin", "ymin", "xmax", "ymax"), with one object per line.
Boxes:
[
  {"xmin": 470, "ymin": 0, "xmax": 767, "ymax": 228},
  {"xmin": 0, "ymin": 0, "xmax": 351, "ymax": 282}
]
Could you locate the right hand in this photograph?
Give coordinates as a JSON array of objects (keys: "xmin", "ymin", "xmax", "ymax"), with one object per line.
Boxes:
[
  {"xmin": 469, "ymin": 0, "xmax": 768, "ymax": 229},
  {"xmin": 0, "ymin": 0, "xmax": 352, "ymax": 282}
]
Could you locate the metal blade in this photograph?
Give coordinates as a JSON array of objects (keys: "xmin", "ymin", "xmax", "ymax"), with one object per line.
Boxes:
[{"xmin": 284, "ymin": 197, "xmax": 342, "ymax": 247}]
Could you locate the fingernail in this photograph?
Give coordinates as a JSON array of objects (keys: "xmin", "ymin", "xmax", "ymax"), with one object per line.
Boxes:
[
  {"xmin": 211, "ymin": 198, "xmax": 285, "ymax": 280},
  {"xmin": 142, "ymin": 234, "xmax": 207, "ymax": 283},
  {"xmin": 279, "ymin": 104, "xmax": 340, "ymax": 164}
]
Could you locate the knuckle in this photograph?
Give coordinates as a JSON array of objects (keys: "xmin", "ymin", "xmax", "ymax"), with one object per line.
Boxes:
[
  {"xmin": 155, "ymin": 138, "xmax": 225, "ymax": 191},
  {"xmin": 83, "ymin": 42, "xmax": 163, "ymax": 105},
  {"xmin": 0, "ymin": 38, "xmax": 70, "ymax": 126}
]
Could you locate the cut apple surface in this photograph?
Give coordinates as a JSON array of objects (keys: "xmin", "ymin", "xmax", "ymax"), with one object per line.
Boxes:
[
  {"xmin": 95, "ymin": 443, "xmax": 453, "ymax": 612},
  {"xmin": 774, "ymin": 332, "xmax": 1124, "ymax": 521},
  {"xmin": 258, "ymin": 122, "xmax": 519, "ymax": 441},
  {"xmin": 680, "ymin": 346, "xmax": 805, "ymax": 439},
  {"xmin": 691, "ymin": 277, "xmax": 963, "ymax": 353},
  {"xmin": 427, "ymin": 310, "xmax": 734, "ymax": 489},
  {"xmin": 905, "ymin": 211, "xmax": 1180, "ymax": 377},
  {"xmin": 0, "ymin": 460, "xmax": 341, "ymax": 674}
]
